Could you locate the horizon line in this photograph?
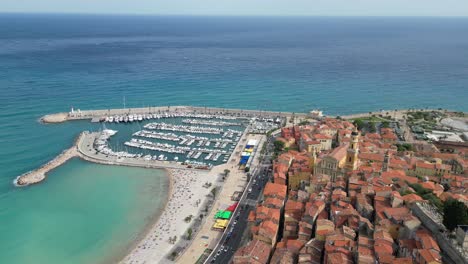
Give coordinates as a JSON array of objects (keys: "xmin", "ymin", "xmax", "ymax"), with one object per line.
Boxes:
[{"xmin": 1, "ymin": 11, "xmax": 468, "ymax": 18}]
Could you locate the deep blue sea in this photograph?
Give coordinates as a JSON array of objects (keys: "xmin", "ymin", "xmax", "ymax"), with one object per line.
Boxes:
[{"xmin": 0, "ymin": 14, "xmax": 467, "ymax": 263}]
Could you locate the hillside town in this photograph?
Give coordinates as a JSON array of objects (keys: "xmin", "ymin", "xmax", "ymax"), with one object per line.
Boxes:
[{"xmin": 231, "ymin": 112, "xmax": 468, "ymax": 264}]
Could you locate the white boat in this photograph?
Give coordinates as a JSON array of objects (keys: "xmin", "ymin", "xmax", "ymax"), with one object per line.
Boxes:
[
  {"xmin": 187, "ymin": 150, "xmax": 194, "ymax": 158},
  {"xmin": 174, "ymin": 156, "xmax": 179, "ymax": 161},
  {"xmin": 158, "ymin": 154, "xmax": 164, "ymax": 161}
]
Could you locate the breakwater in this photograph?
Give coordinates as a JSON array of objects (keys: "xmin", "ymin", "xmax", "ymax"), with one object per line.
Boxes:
[
  {"xmin": 40, "ymin": 105, "xmax": 308, "ymax": 123},
  {"xmin": 14, "ymin": 132, "xmax": 84, "ymax": 186}
]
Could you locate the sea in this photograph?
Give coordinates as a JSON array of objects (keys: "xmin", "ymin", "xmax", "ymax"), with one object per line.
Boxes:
[{"xmin": 0, "ymin": 14, "xmax": 467, "ymax": 264}]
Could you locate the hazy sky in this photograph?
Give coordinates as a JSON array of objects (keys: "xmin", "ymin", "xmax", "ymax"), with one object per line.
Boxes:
[{"xmin": 2, "ymin": 0, "xmax": 468, "ymax": 16}]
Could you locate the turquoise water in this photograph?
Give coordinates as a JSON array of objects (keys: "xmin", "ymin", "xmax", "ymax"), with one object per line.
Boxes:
[
  {"xmin": 0, "ymin": 14, "xmax": 468, "ymax": 263},
  {"xmin": 0, "ymin": 158, "xmax": 168, "ymax": 264}
]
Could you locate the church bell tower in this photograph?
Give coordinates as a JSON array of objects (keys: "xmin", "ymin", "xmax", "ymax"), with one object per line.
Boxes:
[{"xmin": 345, "ymin": 129, "xmax": 360, "ymax": 172}]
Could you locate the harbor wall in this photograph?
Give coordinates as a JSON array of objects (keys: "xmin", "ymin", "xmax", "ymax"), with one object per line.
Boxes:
[{"xmin": 40, "ymin": 105, "xmax": 308, "ymax": 123}]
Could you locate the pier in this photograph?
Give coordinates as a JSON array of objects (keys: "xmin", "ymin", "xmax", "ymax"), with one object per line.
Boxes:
[{"xmin": 40, "ymin": 105, "xmax": 308, "ymax": 123}]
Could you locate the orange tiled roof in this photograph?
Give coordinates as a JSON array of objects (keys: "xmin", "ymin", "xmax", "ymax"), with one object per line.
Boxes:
[
  {"xmin": 233, "ymin": 239, "xmax": 272, "ymax": 264},
  {"xmin": 402, "ymin": 193, "xmax": 424, "ymax": 204},
  {"xmin": 328, "ymin": 144, "xmax": 349, "ymax": 161},
  {"xmin": 263, "ymin": 182, "xmax": 287, "ymax": 200}
]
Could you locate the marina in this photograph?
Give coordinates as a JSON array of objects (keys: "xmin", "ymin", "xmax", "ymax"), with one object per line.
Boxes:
[
  {"xmin": 17, "ymin": 106, "xmax": 281, "ymax": 187},
  {"xmin": 93, "ymin": 113, "xmax": 247, "ymax": 168}
]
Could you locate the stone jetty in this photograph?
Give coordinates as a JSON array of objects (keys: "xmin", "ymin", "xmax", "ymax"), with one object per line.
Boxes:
[{"xmin": 15, "ymin": 132, "xmax": 84, "ymax": 186}]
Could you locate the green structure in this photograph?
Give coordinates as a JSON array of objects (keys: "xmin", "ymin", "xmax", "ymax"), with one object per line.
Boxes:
[{"xmin": 214, "ymin": 210, "xmax": 232, "ymax": 219}]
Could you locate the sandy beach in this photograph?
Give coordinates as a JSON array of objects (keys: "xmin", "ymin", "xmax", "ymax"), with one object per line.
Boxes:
[{"xmin": 121, "ymin": 168, "xmax": 216, "ymax": 264}]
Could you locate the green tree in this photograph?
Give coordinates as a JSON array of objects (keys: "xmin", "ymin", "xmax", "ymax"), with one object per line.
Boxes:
[
  {"xmin": 443, "ymin": 199, "xmax": 468, "ymax": 231},
  {"xmin": 169, "ymin": 251, "xmax": 178, "ymax": 261},
  {"xmin": 244, "ymin": 167, "xmax": 250, "ymax": 173},
  {"xmin": 369, "ymin": 124, "xmax": 377, "ymax": 133},
  {"xmin": 186, "ymin": 228, "xmax": 193, "ymax": 240},
  {"xmin": 224, "ymin": 169, "xmax": 230, "ymax": 177},
  {"xmin": 382, "ymin": 121, "xmax": 390, "ymax": 128},
  {"xmin": 273, "ymin": 140, "xmax": 285, "ymax": 152},
  {"xmin": 354, "ymin": 119, "xmax": 365, "ymax": 130},
  {"xmin": 210, "ymin": 187, "xmax": 217, "ymax": 198},
  {"xmin": 396, "ymin": 143, "xmax": 413, "ymax": 152}
]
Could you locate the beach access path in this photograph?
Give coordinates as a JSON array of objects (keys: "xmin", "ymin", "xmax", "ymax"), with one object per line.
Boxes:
[{"xmin": 177, "ymin": 134, "xmax": 266, "ymax": 264}]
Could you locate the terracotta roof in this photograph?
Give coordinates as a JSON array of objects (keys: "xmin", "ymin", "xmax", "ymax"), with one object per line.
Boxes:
[
  {"xmin": 418, "ymin": 249, "xmax": 441, "ymax": 263},
  {"xmin": 392, "ymin": 257, "xmax": 413, "ymax": 264},
  {"xmin": 259, "ymin": 220, "xmax": 279, "ymax": 239},
  {"xmin": 264, "ymin": 197, "xmax": 284, "ymax": 209},
  {"xmin": 263, "ymin": 182, "xmax": 287, "ymax": 200},
  {"xmin": 416, "ymin": 162, "xmax": 436, "ymax": 170},
  {"xmin": 359, "ymin": 152, "xmax": 384, "ymax": 162},
  {"xmin": 402, "ymin": 193, "xmax": 424, "ymax": 204},
  {"xmin": 285, "ymin": 199, "xmax": 304, "ymax": 212},
  {"xmin": 314, "ymin": 134, "xmax": 332, "ymax": 140},
  {"xmin": 233, "ymin": 239, "xmax": 272, "ymax": 264},
  {"xmin": 328, "ymin": 144, "xmax": 349, "ymax": 161}
]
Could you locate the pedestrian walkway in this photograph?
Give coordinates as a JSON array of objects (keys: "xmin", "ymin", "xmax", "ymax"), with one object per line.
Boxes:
[{"xmin": 177, "ymin": 134, "xmax": 265, "ymax": 263}]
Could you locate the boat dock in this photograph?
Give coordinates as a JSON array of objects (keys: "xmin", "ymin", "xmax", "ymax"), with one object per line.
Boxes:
[{"xmin": 40, "ymin": 105, "xmax": 308, "ymax": 123}]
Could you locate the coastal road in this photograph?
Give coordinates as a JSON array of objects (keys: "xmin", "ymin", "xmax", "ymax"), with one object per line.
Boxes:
[{"xmin": 206, "ymin": 137, "xmax": 274, "ymax": 264}]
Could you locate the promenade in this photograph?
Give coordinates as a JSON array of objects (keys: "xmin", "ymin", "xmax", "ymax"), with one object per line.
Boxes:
[{"xmin": 177, "ymin": 133, "xmax": 266, "ymax": 263}]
